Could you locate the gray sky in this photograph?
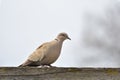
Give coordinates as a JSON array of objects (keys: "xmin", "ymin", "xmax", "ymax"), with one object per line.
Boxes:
[{"xmin": 0, "ymin": 0, "xmax": 113, "ymax": 67}]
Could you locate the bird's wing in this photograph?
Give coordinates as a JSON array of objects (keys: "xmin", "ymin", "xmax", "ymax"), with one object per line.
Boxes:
[
  {"xmin": 19, "ymin": 42, "xmax": 50, "ymax": 67},
  {"xmin": 28, "ymin": 42, "xmax": 49, "ymax": 61}
]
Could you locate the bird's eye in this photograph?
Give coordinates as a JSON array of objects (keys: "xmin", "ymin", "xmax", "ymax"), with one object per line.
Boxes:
[{"xmin": 61, "ymin": 34, "xmax": 65, "ymax": 37}]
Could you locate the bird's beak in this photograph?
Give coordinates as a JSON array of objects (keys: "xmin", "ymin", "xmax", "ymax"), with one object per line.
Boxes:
[{"xmin": 67, "ymin": 37, "xmax": 71, "ymax": 40}]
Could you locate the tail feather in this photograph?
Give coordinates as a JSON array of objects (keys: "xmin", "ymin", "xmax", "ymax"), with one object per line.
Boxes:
[
  {"xmin": 18, "ymin": 64, "xmax": 25, "ymax": 67},
  {"xmin": 18, "ymin": 59, "xmax": 39, "ymax": 67}
]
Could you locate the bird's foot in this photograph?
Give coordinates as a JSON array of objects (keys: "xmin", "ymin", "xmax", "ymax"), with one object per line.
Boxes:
[
  {"xmin": 47, "ymin": 64, "xmax": 57, "ymax": 68},
  {"xmin": 47, "ymin": 64, "xmax": 52, "ymax": 67},
  {"xmin": 38, "ymin": 65, "xmax": 50, "ymax": 68},
  {"xmin": 38, "ymin": 64, "xmax": 56, "ymax": 68}
]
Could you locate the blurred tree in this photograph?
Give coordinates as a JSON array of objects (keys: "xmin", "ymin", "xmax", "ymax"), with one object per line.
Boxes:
[{"xmin": 81, "ymin": 1, "xmax": 120, "ymax": 67}]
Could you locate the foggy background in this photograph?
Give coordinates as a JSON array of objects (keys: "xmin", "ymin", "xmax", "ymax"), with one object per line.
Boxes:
[{"xmin": 0, "ymin": 0, "xmax": 120, "ymax": 67}]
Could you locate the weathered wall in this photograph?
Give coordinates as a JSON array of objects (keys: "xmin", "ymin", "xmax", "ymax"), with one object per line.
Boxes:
[{"xmin": 0, "ymin": 67, "xmax": 120, "ymax": 80}]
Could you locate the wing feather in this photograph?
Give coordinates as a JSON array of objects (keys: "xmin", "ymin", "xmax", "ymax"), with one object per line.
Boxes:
[
  {"xmin": 19, "ymin": 42, "xmax": 49, "ymax": 67},
  {"xmin": 28, "ymin": 42, "xmax": 49, "ymax": 61}
]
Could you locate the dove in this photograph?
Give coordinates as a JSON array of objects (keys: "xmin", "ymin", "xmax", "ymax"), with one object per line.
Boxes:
[{"xmin": 19, "ymin": 32, "xmax": 71, "ymax": 67}]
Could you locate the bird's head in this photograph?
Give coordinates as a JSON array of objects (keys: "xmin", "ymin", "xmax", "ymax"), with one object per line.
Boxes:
[{"xmin": 57, "ymin": 32, "xmax": 71, "ymax": 41}]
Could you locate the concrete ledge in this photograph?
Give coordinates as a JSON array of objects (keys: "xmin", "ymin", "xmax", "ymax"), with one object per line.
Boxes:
[{"xmin": 0, "ymin": 67, "xmax": 120, "ymax": 80}]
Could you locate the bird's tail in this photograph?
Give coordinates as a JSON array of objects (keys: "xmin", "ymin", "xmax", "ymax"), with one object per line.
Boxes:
[
  {"xmin": 18, "ymin": 64, "xmax": 25, "ymax": 67},
  {"xmin": 18, "ymin": 59, "xmax": 34, "ymax": 67}
]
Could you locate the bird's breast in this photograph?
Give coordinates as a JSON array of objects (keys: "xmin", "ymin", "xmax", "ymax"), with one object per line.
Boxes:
[{"xmin": 40, "ymin": 42, "xmax": 63, "ymax": 65}]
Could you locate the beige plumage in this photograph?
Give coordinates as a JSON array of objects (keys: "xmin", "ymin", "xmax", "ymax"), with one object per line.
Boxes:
[{"xmin": 19, "ymin": 32, "xmax": 71, "ymax": 67}]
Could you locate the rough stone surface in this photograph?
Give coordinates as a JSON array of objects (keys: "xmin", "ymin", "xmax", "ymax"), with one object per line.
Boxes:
[{"xmin": 0, "ymin": 67, "xmax": 120, "ymax": 80}]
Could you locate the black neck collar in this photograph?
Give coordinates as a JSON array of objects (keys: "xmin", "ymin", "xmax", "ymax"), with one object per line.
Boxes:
[{"xmin": 55, "ymin": 38, "xmax": 59, "ymax": 41}]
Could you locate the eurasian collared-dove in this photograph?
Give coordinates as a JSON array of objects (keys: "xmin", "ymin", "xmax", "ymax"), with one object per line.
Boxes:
[{"xmin": 19, "ymin": 32, "xmax": 71, "ymax": 67}]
